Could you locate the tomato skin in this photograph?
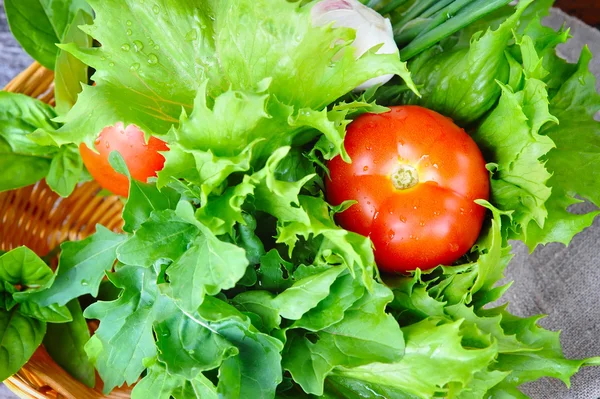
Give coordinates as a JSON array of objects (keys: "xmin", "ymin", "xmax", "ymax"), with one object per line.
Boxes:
[
  {"xmin": 326, "ymin": 105, "xmax": 489, "ymax": 273},
  {"xmin": 80, "ymin": 123, "xmax": 169, "ymax": 197}
]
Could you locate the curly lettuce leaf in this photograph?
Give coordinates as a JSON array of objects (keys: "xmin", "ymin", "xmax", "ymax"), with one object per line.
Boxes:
[
  {"xmin": 395, "ymin": 0, "xmax": 533, "ymax": 125},
  {"xmin": 525, "ymin": 47, "xmax": 600, "ymax": 248},
  {"xmin": 328, "ymin": 319, "xmax": 499, "ymax": 399},
  {"xmin": 49, "ymin": 0, "xmax": 414, "ymax": 150}
]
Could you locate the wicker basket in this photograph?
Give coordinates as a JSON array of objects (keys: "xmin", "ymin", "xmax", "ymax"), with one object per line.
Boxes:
[{"xmin": 1, "ymin": 63, "xmax": 131, "ymax": 398}]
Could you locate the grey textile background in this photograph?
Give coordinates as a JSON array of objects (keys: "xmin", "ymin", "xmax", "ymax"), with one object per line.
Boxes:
[{"xmin": 0, "ymin": 3, "xmax": 599, "ymax": 399}]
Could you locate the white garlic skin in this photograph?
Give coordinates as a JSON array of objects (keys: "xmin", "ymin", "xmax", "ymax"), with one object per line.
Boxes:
[{"xmin": 311, "ymin": 0, "xmax": 398, "ymax": 91}]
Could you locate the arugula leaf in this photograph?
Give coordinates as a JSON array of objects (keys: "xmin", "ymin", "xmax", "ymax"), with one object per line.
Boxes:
[
  {"xmin": 4, "ymin": 0, "xmax": 93, "ymax": 70},
  {"xmin": 231, "ymin": 291, "xmax": 281, "ymax": 333},
  {"xmin": 283, "ymin": 283, "xmax": 404, "ymax": 395},
  {"xmin": 0, "ymin": 308, "xmax": 46, "ymax": 381},
  {"xmin": 15, "ymin": 225, "xmax": 126, "ymax": 307},
  {"xmin": 155, "ymin": 309, "xmax": 237, "ymax": 379},
  {"xmin": 83, "ymin": 266, "xmax": 175, "ymax": 393},
  {"xmin": 44, "ymin": 300, "xmax": 95, "ymax": 387},
  {"xmin": 257, "ymin": 250, "xmax": 294, "ymax": 293},
  {"xmin": 131, "ymin": 361, "xmax": 218, "ymax": 399},
  {"xmin": 116, "ymin": 210, "xmax": 198, "ymax": 267},
  {"xmin": 166, "ymin": 224, "xmax": 248, "ymax": 313},
  {"xmin": 198, "ymin": 297, "xmax": 284, "ymax": 399}
]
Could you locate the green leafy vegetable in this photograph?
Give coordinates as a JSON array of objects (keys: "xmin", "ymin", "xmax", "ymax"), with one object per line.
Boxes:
[
  {"xmin": 44, "ymin": 300, "xmax": 95, "ymax": 387},
  {"xmin": 54, "ymin": 9, "xmax": 93, "ymax": 114},
  {"xmin": 83, "ymin": 266, "xmax": 174, "ymax": 393},
  {"xmin": 15, "ymin": 225, "xmax": 126, "ymax": 307},
  {"xmin": 0, "ymin": 309, "xmax": 46, "ymax": 381},
  {"xmin": 4, "ymin": 0, "xmax": 93, "ymax": 70},
  {"xmin": 0, "ymin": 92, "xmax": 59, "ymax": 192}
]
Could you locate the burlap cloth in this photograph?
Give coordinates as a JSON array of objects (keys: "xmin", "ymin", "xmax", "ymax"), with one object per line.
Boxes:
[{"xmin": 0, "ymin": 3, "xmax": 598, "ymax": 398}]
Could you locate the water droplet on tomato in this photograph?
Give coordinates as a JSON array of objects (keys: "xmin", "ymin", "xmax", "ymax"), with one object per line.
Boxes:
[
  {"xmin": 413, "ymin": 206, "xmax": 418, "ymax": 210},
  {"xmin": 363, "ymin": 166, "xmax": 369, "ymax": 172},
  {"xmin": 399, "ymin": 216, "xmax": 406, "ymax": 223},
  {"xmin": 105, "ymin": 142, "xmax": 110, "ymax": 149},
  {"xmin": 433, "ymin": 163, "xmax": 439, "ymax": 169},
  {"xmin": 365, "ymin": 146, "xmax": 372, "ymax": 151},
  {"xmin": 433, "ymin": 211, "xmax": 440, "ymax": 216},
  {"xmin": 409, "ymin": 234, "xmax": 414, "ymax": 239},
  {"xmin": 419, "ymin": 221, "xmax": 425, "ymax": 227},
  {"xmin": 94, "ymin": 138, "xmax": 101, "ymax": 145},
  {"xmin": 460, "ymin": 207, "xmax": 465, "ymax": 215},
  {"xmin": 449, "ymin": 243, "xmax": 459, "ymax": 252},
  {"xmin": 367, "ymin": 201, "xmax": 371, "ymax": 205},
  {"xmin": 387, "ymin": 230, "xmax": 395, "ymax": 240}
]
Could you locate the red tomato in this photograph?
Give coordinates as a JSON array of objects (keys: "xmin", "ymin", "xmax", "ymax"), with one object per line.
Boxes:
[
  {"xmin": 80, "ymin": 123, "xmax": 169, "ymax": 197},
  {"xmin": 326, "ymin": 106, "xmax": 489, "ymax": 273}
]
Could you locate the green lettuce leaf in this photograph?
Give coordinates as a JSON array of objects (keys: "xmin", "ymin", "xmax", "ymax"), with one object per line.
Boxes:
[
  {"xmin": 525, "ymin": 47, "xmax": 600, "ymax": 248},
  {"xmin": 50, "ymin": 0, "xmax": 414, "ymax": 151},
  {"xmin": 395, "ymin": 0, "xmax": 533, "ymax": 125},
  {"xmin": 329, "ymin": 319, "xmax": 498, "ymax": 399}
]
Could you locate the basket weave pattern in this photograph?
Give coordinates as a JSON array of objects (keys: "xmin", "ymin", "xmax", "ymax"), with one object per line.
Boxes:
[{"xmin": 1, "ymin": 63, "xmax": 130, "ymax": 398}]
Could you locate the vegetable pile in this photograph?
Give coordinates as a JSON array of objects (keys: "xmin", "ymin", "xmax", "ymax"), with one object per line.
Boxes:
[{"xmin": 1, "ymin": 0, "xmax": 600, "ymax": 398}]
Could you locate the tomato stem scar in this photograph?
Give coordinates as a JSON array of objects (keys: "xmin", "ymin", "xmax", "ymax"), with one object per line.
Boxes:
[{"xmin": 391, "ymin": 164, "xmax": 419, "ymax": 190}]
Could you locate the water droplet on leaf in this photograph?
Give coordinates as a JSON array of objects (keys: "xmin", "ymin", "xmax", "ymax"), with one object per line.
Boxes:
[
  {"xmin": 121, "ymin": 44, "xmax": 130, "ymax": 51},
  {"xmin": 133, "ymin": 40, "xmax": 144, "ymax": 52},
  {"xmin": 130, "ymin": 63, "xmax": 141, "ymax": 71},
  {"xmin": 126, "ymin": 20, "xmax": 133, "ymax": 26},
  {"xmin": 147, "ymin": 54, "xmax": 159, "ymax": 64},
  {"xmin": 126, "ymin": 29, "xmax": 133, "ymax": 36},
  {"xmin": 186, "ymin": 29, "xmax": 198, "ymax": 41},
  {"xmin": 152, "ymin": 5, "xmax": 160, "ymax": 14}
]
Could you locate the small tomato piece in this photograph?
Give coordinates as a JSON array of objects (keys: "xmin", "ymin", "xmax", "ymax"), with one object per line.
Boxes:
[
  {"xmin": 326, "ymin": 105, "xmax": 489, "ymax": 273},
  {"xmin": 80, "ymin": 123, "xmax": 168, "ymax": 197}
]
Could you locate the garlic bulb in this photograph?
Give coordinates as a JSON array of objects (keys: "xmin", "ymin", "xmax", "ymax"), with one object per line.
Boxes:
[{"xmin": 311, "ymin": 0, "xmax": 398, "ymax": 91}]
